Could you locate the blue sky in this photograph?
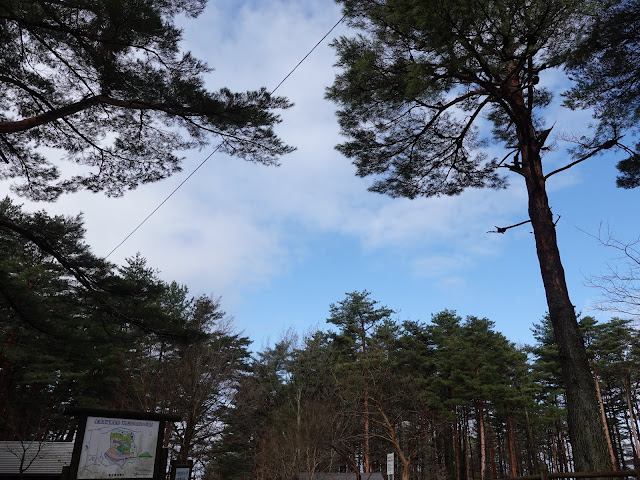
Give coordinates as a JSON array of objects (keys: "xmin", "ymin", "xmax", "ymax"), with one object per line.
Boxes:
[{"xmin": 7, "ymin": 0, "xmax": 639, "ymax": 350}]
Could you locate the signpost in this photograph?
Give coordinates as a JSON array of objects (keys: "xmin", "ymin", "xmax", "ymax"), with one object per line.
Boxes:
[
  {"xmin": 170, "ymin": 460, "xmax": 193, "ymax": 480},
  {"xmin": 174, "ymin": 467, "xmax": 190, "ymax": 480},
  {"xmin": 387, "ymin": 453, "xmax": 394, "ymax": 480}
]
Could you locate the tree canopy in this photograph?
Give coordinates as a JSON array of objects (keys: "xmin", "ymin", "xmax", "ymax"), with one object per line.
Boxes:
[
  {"xmin": 326, "ymin": 0, "xmax": 591, "ymax": 198},
  {"xmin": 565, "ymin": 0, "xmax": 640, "ymax": 189},
  {"xmin": 0, "ymin": 0, "xmax": 294, "ymax": 201}
]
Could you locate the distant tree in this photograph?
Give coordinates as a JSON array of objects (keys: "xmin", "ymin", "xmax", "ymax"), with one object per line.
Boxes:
[
  {"xmin": 526, "ymin": 316, "xmax": 574, "ymax": 470},
  {"xmin": 168, "ymin": 297, "xmax": 251, "ymax": 469},
  {"xmin": 418, "ymin": 312, "xmax": 532, "ymax": 480},
  {"xmin": 224, "ymin": 336, "xmax": 299, "ymax": 480},
  {"xmin": 0, "ymin": 0, "xmax": 294, "ymax": 201},
  {"xmin": 368, "ymin": 319, "xmax": 427, "ymax": 480},
  {"xmin": 224, "ymin": 307, "xmax": 637, "ymax": 480},
  {"xmin": 327, "ymin": 290, "xmax": 394, "ymax": 473},
  {"xmin": 327, "ymin": 0, "xmax": 614, "ymax": 469},
  {"xmin": 581, "ymin": 317, "xmax": 640, "ymax": 465},
  {"xmin": 121, "ymin": 279, "xmax": 192, "ymax": 411}
]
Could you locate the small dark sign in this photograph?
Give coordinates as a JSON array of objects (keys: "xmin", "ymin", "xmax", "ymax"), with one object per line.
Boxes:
[{"xmin": 174, "ymin": 467, "xmax": 190, "ymax": 480}]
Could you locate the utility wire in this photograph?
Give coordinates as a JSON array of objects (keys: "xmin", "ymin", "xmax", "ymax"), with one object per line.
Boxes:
[
  {"xmin": 270, "ymin": 14, "xmax": 345, "ymax": 95},
  {"xmin": 105, "ymin": 145, "xmax": 222, "ymax": 258},
  {"xmin": 105, "ymin": 14, "xmax": 346, "ymax": 259}
]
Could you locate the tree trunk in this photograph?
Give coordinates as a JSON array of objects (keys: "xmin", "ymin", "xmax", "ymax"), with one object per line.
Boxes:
[
  {"xmin": 610, "ymin": 401, "xmax": 624, "ymax": 467},
  {"xmin": 551, "ymin": 429, "xmax": 559, "ymax": 472},
  {"xmin": 464, "ymin": 417, "xmax": 472, "ymax": 480},
  {"xmin": 477, "ymin": 400, "xmax": 486, "ymax": 480},
  {"xmin": 523, "ymin": 407, "xmax": 536, "ymax": 473},
  {"xmin": 177, "ymin": 421, "xmax": 195, "ymax": 463},
  {"xmin": 454, "ymin": 413, "xmax": 462, "ymax": 480},
  {"xmin": 487, "ymin": 419, "xmax": 497, "ymax": 480},
  {"xmin": 603, "ymin": 379, "xmax": 623, "ymax": 467},
  {"xmin": 559, "ymin": 426, "xmax": 570, "ymax": 472},
  {"xmin": 377, "ymin": 405, "xmax": 411, "ymax": 480},
  {"xmin": 591, "ymin": 362, "xmax": 616, "ymax": 469},
  {"xmin": 364, "ymin": 389, "xmax": 371, "ymax": 473},
  {"xmin": 259, "ymin": 435, "xmax": 266, "ymax": 480},
  {"xmin": 516, "ymin": 110, "xmax": 610, "ymax": 471},
  {"xmin": 624, "ymin": 373, "xmax": 640, "ymax": 454},
  {"xmin": 361, "ymin": 318, "xmax": 371, "ymax": 473},
  {"xmin": 506, "ymin": 413, "xmax": 518, "ymax": 478}
]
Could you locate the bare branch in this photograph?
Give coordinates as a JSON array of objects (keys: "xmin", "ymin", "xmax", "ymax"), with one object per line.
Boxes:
[
  {"xmin": 583, "ymin": 224, "xmax": 640, "ymax": 318},
  {"xmin": 488, "ymin": 213, "xmax": 560, "ymax": 234},
  {"xmin": 487, "ymin": 219, "xmax": 531, "ymax": 234},
  {"xmin": 545, "ymin": 137, "xmax": 620, "ymax": 179}
]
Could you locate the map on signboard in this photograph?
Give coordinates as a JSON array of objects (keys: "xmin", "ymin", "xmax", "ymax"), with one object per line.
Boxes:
[{"xmin": 77, "ymin": 416, "xmax": 160, "ymax": 479}]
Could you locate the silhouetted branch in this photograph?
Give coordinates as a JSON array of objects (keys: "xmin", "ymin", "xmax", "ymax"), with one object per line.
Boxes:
[{"xmin": 487, "ymin": 219, "xmax": 531, "ymax": 234}]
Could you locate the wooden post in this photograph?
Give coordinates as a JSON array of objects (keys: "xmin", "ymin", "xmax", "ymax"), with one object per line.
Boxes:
[
  {"xmin": 154, "ymin": 420, "xmax": 167, "ymax": 480},
  {"xmin": 540, "ymin": 464, "xmax": 549, "ymax": 480}
]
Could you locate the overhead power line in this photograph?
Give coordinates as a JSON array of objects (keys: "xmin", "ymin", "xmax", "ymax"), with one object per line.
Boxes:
[
  {"xmin": 270, "ymin": 15, "xmax": 346, "ymax": 96},
  {"xmin": 105, "ymin": 14, "xmax": 346, "ymax": 259}
]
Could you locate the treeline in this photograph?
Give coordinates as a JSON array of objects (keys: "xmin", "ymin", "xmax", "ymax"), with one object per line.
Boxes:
[
  {"xmin": 0, "ymin": 198, "xmax": 251, "ymax": 467},
  {"xmin": 1, "ymin": 200, "xmax": 640, "ymax": 480},
  {"xmin": 228, "ymin": 294, "xmax": 640, "ymax": 480}
]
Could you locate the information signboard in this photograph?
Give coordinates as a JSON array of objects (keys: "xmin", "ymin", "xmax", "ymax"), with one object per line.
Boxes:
[{"xmin": 76, "ymin": 416, "xmax": 161, "ymax": 479}]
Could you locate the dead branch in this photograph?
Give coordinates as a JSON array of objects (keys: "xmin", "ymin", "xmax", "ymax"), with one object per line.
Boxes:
[
  {"xmin": 488, "ymin": 214, "xmax": 560, "ymax": 234},
  {"xmin": 487, "ymin": 219, "xmax": 531, "ymax": 234}
]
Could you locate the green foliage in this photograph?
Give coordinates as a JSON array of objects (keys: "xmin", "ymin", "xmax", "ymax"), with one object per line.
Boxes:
[
  {"xmin": 168, "ymin": 297, "xmax": 251, "ymax": 465},
  {"xmin": 241, "ymin": 298, "xmax": 549, "ymax": 480},
  {"xmin": 0, "ymin": 0, "xmax": 294, "ymax": 201},
  {"xmin": 565, "ymin": 0, "xmax": 640, "ymax": 188},
  {"xmin": 566, "ymin": 0, "xmax": 640, "ymax": 127},
  {"xmin": 0, "ymin": 198, "xmax": 113, "ymax": 437},
  {"xmin": 253, "ymin": 308, "xmax": 638, "ymax": 476},
  {"xmin": 327, "ymin": 290, "xmax": 394, "ymax": 359},
  {"xmin": 6, "ymin": 199, "xmax": 639, "ymax": 474},
  {"xmin": 0, "ymin": 198, "xmax": 211, "ymax": 440},
  {"xmin": 327, "ymin": 0, "xmax": 583, "ymax": 198},
  {"xmin": 615, "ymin": 154, "xmax": 640, "ymax": 189}
]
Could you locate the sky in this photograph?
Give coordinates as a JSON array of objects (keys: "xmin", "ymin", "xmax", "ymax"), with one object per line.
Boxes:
[{"xmin": 6, "ymin": 0, "xmax": 639, "ymax": 350}]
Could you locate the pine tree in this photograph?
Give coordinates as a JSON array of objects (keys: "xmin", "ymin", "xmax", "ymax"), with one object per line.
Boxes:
[
  {"xmin": 0, "ymin": 199, "xmax": 203, "ymax": 439},
  {"xmin": 326, "ymin": 0, "xmax": 612, "ymax": 469},
  {"xmin": 327, "ymin": 291, "xmax": 394, "ymax": 473}
]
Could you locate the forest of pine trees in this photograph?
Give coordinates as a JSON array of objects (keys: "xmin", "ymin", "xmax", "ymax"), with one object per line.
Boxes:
[
  {"xmin": 2, "ymin": 0, "xmax": 640, "ymax": 478},
  {"xmin": 2, "ymin": 200, "xmax": 639, "ymax": 480}
]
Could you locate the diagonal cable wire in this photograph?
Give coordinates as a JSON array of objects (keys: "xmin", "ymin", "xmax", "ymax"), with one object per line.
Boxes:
[
  {"xmin": 105, "ymin": 14, "xmax": 346, "ymax": 259},
  {"xmin": 105, "ymin": 145, "xmax": 222, "ymax": 258},
  {"xmin": 270, "ymin": 14, "xmax": 345, "ymax": 95}
]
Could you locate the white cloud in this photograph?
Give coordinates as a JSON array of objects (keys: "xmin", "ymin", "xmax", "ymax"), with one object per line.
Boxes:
[{"xmin": 5, "ymin": 0, "xmax": 627, "ymax": 346}]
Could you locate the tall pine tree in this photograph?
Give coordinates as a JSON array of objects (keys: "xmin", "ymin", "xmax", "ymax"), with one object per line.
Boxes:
[{"xmin": 327, "ymin": 0, "xmax": 614, "ymax": 469}]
